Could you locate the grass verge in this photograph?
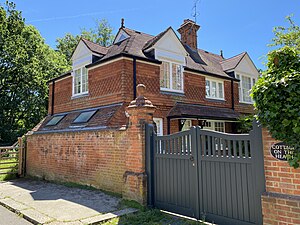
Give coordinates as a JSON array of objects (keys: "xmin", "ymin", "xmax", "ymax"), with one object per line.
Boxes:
[{"xmin": 98, "ymin": 208, "xmax": 205, "ymax": 225}]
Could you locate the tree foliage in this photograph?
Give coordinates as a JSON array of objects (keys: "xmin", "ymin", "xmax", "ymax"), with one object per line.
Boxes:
[
  {"xmin": 0, "ymin": 1, "xmax": 70, "ymax": 145},
  {"xmin": 56, "ymin": 19, "xmax": 114, "ymax": 63},
  {"xmin": 252, "ymin": 16, "xmax": 300, "ymax": 168}
]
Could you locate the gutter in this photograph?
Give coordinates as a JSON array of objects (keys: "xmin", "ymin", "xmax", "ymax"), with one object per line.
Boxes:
[
  {"xmin": 86, "ymin": 53, "xmax": 161, "ymax": 69},
  {"xmin": 184, "ymin": 67, "xmax": 239, "ymax": 81},
  {"xmin": 47, "ymin": 71, "xmax": 72, "ymax": 84}
]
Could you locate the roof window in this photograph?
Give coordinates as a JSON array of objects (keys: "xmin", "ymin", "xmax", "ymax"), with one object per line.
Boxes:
[
  {"xmin": 46, "ymin": 115, "xmax": 65, "ymax": 126},
  {"xmin": 73, "ymin": 110, "xmax": 97, "ymax": 123}
]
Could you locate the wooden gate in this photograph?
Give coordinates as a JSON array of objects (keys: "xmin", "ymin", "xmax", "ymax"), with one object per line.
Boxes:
[
  {"xmin": 146, "ymin": 122, "xmax": 265, "ymax": 225},
  {"xmin": 0, "ymin": 137, "xmax": 26, "ymax": 179}
]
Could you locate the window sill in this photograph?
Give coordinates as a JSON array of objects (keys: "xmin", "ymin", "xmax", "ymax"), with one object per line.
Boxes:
[
  {"xmin": 71, "ymin": 93, "xmax": 89, "ymax": 100},
  {"xmin": 160, "ymin": 90, "xmax": 185, "ymax": 96},
  {"xmin": 160, "ymin": 88, "xmax": 184, "ymax": 94},
  {"xmin": 239, "ymin": 101, "xmax": 253, "ymax": 105},
  {"xmin": 206, "ymin": 97, "xmax": 225, "ymax": 102}
]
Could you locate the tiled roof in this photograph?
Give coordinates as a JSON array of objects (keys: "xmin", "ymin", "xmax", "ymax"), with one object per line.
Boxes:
[
  {"xmin": 168, "ymin": 102, "xmax": 240, "ymax": 120},
  {"xmin": 143, "ymin": 27, "xmax": 171, "ymax": 50},
  {"xmin": 221, "ymin": 52, "xmax": 246, "ymax": 71},
  {"xmin": 82, "ymin": 38, "xmax": 109, "ymax": 55},
  {"xmin": 36, "ymin": 103, "xmax": 124, "ymax": 133},
  {"xmin": 100, "ymin": 28, "xmax": 153, "ymax": 61},
  {"xmin": 185, "ymin": 45, "xmax": 229, "ymax": 77},
  {"xmin": 82, "ymin": 26, "xmax": 247, "ymax": 79}
]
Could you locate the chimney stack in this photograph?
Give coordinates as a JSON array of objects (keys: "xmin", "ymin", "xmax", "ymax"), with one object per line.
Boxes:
[{"xmin": 177, "ymin": 19, "xmax": 200, "ymax": 50}]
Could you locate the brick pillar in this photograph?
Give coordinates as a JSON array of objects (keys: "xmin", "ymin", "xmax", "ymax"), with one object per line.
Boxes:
[
  {"xmin": 123, "ymin": 84, "xmax": 156, "ymax": 204},
  {"xmin": 261, "ymin": 128, "xmax": 300, "ymax": 225}
]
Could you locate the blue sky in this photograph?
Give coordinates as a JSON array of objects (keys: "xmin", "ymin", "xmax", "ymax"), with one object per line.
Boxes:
[{"xmin": 7, "ymin": 0, "xmax": 300, "ymax": 69}]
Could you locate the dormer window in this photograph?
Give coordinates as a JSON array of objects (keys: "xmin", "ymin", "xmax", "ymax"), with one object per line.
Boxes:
[
  {"xmin": 73, "ymin": 67, "xmax": 88, "ymax": 96},
  {"xmin": 236, "ymin": 74, "xmax": 256, "ymax": 103},
  {"xmin": 160, "ymin": 61, "xmax": 183, "ymax": 93}
]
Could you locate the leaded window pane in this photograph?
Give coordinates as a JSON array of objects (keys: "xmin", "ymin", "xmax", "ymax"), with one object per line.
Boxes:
[
  {"xmin": 172, "ymin": 64, "xmax": 183, "ymax": 91},
  {"xmin": 205, "ymin": 80, "xmax": 210, "ymax": 96},
  {"xmin": 218, "ymin": 83, "xmax": 223, "ymax": 98},
  {"xmin": 160, "ymin": 62, "xmax": 170, "ymax": 89},
  {"xmin": 211, "ymin": 81, "xmax": 217, "ymax": 97}
]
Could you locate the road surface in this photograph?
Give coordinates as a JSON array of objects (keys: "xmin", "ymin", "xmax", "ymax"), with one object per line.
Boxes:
[{"xmin": 0, "ymin": 205, "xmax": 32, "ymax": 225}]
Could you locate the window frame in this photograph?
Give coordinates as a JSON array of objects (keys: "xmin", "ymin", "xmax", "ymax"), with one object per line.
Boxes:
[
  {"xmin": 205, "ymin": 78, "xmax": 225, "ymax": 100},
  {"xmin": 236, "ymin": 73, "xmax": 256, "ymax": 104},
  {"xmin": 160, "ymin": 60, "xmax": 184, "ymax": 93},
  {"xmin": 72, "ymin": 110, "xmax": 97, "ymax": 124},
  {"xmin": 72, "ymin": 66, "xmax": 89, "ymax": 97},
  {"xmin": 181, "ymin": 119, "xmax": 192, "ymax": 131},
  {"xmin": 203, "ymin": 120, "xmax": 225, "ymax": 133},
  {"xmin": 46, "ymin": 115, "xmax": 65, "ymax": 126},
  {"xmin": 153, "ymin": 118, "xmax": 163, "ymax": 136}
]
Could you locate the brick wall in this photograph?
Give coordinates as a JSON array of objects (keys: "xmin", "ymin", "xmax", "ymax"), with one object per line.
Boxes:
[
  {"xmin": 49, "ymin": 58, "xmax": 254, "ymax": 134},
  {"xmin": 27, "ymin": 91, "xmax": 155, "ymax": 204},
  {"xmin": 26, "ymin": 130, "xmax": 128, "ymax": 194},
  {"xmin": 261, "ymin": 128, "xmax": 300, "ymax": 225},
  {"xmin": 50, "ymin": 59, "xmax": 126, "ymax": 114}
]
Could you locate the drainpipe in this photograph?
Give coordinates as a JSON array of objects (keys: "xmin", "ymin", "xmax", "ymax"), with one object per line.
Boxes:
[
  {"xmin": 51, "ymin": 80, "xmax": 55, "ymax": 115},
  {"xmin": 133, "ymin": 57, "xmax": 137, "ymax": 99},
  {"xmin": 231, "ymin": 79, "xmax": 234, "ymax": 110}
]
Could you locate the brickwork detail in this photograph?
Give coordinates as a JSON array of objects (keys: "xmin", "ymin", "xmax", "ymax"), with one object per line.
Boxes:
[
  {"xmin": 261, "ymin": 128, "xmax": 300, "ymax": 225},
  {"xmin": 49, "ymin": 58, "xmax": 254, "ymax": 134},
  {"xmin": 26, "ymin": 130, "xmax": 128, "ymax": 194},
  {"xmin": 28, "ymin": 84, "xmax": 155, "ymax": 205}
]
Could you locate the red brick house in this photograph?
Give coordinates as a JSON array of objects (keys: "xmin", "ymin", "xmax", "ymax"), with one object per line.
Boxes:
[{"xmin": 37, "ymin": 19, "xmax": 260, "ymax": 135}]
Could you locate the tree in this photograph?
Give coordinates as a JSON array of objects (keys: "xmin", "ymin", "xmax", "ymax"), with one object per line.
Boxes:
[
  {"xmin": 56, "ymin": 19, "xmax": 114, "ymax": 63},
  {"xmin": 0, "ymin": 1, "xmax": 70, "ymax": 145},
  {"xmin": 252, "ymin": 16, "xmax": 300, "ymax": 168}
]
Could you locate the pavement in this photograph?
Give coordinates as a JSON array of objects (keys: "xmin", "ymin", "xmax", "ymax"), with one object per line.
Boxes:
[{"xmin": 0, "ymin": 178, "xmax": 138, "ymax": 225}]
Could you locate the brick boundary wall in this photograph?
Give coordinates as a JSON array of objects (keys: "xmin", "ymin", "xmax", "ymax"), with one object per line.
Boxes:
[
  {"xmin": 261, "ymin": 128, "xmax": 300, "ymax": 225},
  {"xmin": 26, "ymin": 84, "xmax": 155, "ymax": 204}
]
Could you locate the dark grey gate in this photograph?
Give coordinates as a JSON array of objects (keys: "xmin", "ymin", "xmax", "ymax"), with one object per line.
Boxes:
[{"xmin": 146, "ymin": 122, "xmax": 265, "ymax": 225}]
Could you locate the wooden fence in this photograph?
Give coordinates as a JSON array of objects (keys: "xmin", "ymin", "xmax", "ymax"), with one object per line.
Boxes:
[{"xmin": 0, "ymin": 137, "xmax": 25, "ymax": 179}]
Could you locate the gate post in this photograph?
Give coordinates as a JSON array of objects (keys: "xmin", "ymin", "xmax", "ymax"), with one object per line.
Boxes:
[
  {"xmin": 250, "ymin": 120, "xmax": 265, "ymax": 225},
  {"xmin": 145, "ymin": 123, "xmax": 155, "ymax": 207},
  {"xmin": 18, "ymin": 137, "xmax": 24, "ymax": 177},
  {"xmin": 123, "ymin": 84, "xmax": 156, "ymax": 205},
  {"xmin": 191, "ymin": 126, "xmax": 201, "ymax": 219},
  {"xmin": 261, "ymin": 128, "xmax": 300, "ymax": 224}
]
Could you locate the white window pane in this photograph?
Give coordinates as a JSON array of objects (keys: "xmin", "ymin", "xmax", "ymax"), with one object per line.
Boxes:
[
  {"xmin": 206, "ymin": 80, "xmax": 210, "ymax": 96},
  {"xmin": 182, "ymin": 119, "xmax": 192, "ymax": 131},
  {"xmin": 160, "ymin": 62, "xmax": 170, "ymax": 89},
  {"xmin": 172, "ymin": 64, "xmax": 183, "ymax": 91},
  {"xmin": 82, "ymin": 67, "xmax": 87, "ymax": 76},
  {"xmin": 218, "ymin": 82, "xmax": 223, "ymax": 98},
  {"xmin": 153, "ymin": 118, "xmax": 163, "ymax": 136},
  {"xmin": 211, "ymin": 81, "xmax": 217, "ymax": 97},
  {"xmin": 214, "ymin": 122, "xmax": 225, "ymax": 132}
]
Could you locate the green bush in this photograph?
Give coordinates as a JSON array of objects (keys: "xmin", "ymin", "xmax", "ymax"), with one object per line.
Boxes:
[{"xmin": 252, "ymin": 16, "xmax": 300, "ymax": 168}]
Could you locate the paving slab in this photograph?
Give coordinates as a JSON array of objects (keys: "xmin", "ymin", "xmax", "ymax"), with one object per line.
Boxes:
[
  {"xmin": 48, "ymin": 221, "xmax": 84, "ymax": 225},
  {"xmin": 0, "ymin": 197, "xmax": 30, "ymax": 211},
  {"xmin": 20, "ymin": 208, "xmax": 54, "ymax": 224},
  {"xmin": 0, "ymin": 178, "xmax": 137, "ymax": 224}
]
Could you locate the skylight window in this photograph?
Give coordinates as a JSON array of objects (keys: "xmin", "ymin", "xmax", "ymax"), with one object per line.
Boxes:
[
  {"xmin": 73, "ymin": 110, "xmax": 97, "ymax": 123},
  {"xmin": 46, "ymin": 115, "xmax": 65, "ymax": 126}
]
